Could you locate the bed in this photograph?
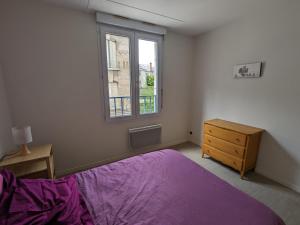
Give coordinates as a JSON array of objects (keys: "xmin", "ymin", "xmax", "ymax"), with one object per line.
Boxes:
[{"xmin": 1, "ymin": 149, "xmax": 285, "ymax": 225}]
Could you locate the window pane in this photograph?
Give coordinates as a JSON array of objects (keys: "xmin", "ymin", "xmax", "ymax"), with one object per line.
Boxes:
[
  {"xmin": 138, "ymin": 39, "xmax": 158, "ymax": 114},
  {"xmin": 106, "ymin": 34, "xmax": 132, "ymax": 118}
]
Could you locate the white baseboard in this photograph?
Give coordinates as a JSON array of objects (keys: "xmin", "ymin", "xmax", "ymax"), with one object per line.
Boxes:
[
  {"xmin": 160, "ymin": 138, "xmax": 189, "ymax": 149},
  {"xmin": 256, "ymin": 168, "xmax": 300, "ymax": 193},
  {"xmin": 56, "ymin": 139, "xmax": 188, "ymax": 177},
  {"xmin": 188, "ymin": 136, "xmax": 201, "ymax": 146}
]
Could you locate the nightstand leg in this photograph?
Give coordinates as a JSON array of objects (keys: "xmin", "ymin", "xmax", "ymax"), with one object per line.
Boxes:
[{"xmin": 46, "ymin": 157, "xmax": 54, "ymax": 179}]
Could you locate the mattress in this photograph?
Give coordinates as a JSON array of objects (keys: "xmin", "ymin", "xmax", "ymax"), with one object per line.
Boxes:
[{"xmin": 76, "ymin": 149, "xmax": 285, "ymax": 225}]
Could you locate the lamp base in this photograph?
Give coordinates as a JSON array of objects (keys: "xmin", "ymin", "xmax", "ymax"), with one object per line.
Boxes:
[{"xmin": 20, "ymin": 144, "xmax": 31, "ymax": 155}]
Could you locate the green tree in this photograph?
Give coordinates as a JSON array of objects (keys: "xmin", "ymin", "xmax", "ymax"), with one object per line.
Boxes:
[{"xmin": 146, "ymin": 74, "xmax": 154, "ymax": 86}]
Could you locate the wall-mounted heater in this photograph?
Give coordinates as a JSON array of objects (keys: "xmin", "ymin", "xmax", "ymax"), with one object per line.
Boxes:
[{"xmin": 129, "ymin": 124, "xmax": 162, "ymax": 150}]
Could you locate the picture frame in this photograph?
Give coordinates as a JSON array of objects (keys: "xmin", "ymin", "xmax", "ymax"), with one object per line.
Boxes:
[{"xmin": 234, "ymin": 62, "xmax": 262, "ymax": 78}]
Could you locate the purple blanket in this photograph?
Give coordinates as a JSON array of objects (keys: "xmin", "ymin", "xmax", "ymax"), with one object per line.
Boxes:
[
  {"xmin": 0, "ymin": 170, "xmax": 93, "ymax": 225},
  {"xmin": 76, "ymin": 149, "xmax": 285, "ymax": 225}
]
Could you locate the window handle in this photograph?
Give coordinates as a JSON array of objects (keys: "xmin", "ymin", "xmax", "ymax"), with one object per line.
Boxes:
[{"xmin": 161, "ymin": 89, "xmax": 163, "ymax": 109}]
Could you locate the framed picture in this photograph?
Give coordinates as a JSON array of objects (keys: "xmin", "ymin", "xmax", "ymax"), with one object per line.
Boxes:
[{"xmin": 234, "ymin": 62, "xmax": 262, "ymax": 78}]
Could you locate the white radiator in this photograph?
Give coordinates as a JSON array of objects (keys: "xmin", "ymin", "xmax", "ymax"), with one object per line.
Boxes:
[{"xmin": 129, "ymin": 124, "xmax": 162, "ymax": 150}]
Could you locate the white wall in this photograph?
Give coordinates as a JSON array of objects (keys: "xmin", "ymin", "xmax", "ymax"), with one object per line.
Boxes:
[
  {"xmin": 0, "ymin": 65, "xmax": 14, "ymax": 158},
  {"xmin": 0, "ymin": 0, "xmax": 194, "ymax": 174},
  {"xmin": 190, "ymin": 2, "xmax": 300, "ymax": 192}
]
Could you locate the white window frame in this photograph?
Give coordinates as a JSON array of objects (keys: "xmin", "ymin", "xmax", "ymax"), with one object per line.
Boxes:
[
  {"xmin": 99, "ymin": 24, "xmax": 163, "ymax": 121},
  {"xmin": 135, "ymin": 32, "xmax": 163, "ymax": 117}
]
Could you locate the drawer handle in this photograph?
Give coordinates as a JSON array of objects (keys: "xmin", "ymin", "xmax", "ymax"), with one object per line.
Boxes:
[
  {"xmin": 234, "ymin": 150, "xmax": 239, "ymax": 154},
  {"xmin": 233, "ymin": 161, "xmax": 237, "ymax": 165},
  {"xmin": 208, "ymin": 140, "xmax": 211, "ymax": 143},
  {"xmin": 235, "ymin": 138, "xmax": 240, "ymax": 142},
  {"xmin": 209, "ymin": 130, "xmax": 212, "ymax": 133}
]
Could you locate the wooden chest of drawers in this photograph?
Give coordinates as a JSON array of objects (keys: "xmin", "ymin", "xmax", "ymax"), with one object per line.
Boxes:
[{"xmin": 201, "ymin": 119, "xmax": 264, "ymax": 178}]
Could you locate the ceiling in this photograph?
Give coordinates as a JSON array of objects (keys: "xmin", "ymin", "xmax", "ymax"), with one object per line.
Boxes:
[{"xmin": 43, "ymin": 0, "xmax": 285, "ymax": 36}]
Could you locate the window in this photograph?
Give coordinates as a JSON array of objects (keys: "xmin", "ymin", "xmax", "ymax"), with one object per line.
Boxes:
[
  {"xmin": 138, "ymin": 39, "xmax": 159, "ymax": 114},
  {"xmin": 100, "ymin": 25, "xmax": 163, "ymax": 120}
]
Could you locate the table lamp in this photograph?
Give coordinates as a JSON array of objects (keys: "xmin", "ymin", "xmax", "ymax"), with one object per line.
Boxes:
[{"xmin": 12, "ymin": 126, "xmax": 32, "ymax": 155}]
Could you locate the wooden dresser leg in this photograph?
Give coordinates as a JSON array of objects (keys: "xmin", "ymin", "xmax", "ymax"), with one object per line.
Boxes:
[{"xmin": 240, "ymin": 171, "xmax": 245, "ymax": 180}]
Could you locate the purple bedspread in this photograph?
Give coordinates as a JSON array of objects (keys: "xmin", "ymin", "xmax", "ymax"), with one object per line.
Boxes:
[
  {"xmin": 76, "ymin": 149, "xmax": 285, "ymax": 225},
  {"xmin": 0, "ymin": 170, "xmax": 93, "ymax": 225}
]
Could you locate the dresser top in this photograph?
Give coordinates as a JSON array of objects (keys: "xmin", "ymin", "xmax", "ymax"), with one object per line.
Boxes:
[{"xmin": 205, "ymin": 119, "xmax": 264, "ymax": 135}]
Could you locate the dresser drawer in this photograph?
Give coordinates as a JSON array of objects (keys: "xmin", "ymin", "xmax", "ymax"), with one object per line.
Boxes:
[
  {"xmin": 204, "ymin": 124, "xmax": 247, "ymax": 146},
  {"xmin": 204, "ymin": 134, "xmax": 245, "ymax": 159},
  {"xmin": 203, "ymin": 144, "xmax": 243, "ymax": 171}
]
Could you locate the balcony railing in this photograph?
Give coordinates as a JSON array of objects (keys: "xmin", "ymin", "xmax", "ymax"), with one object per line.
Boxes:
[{"xmin": 109, "ymin": 96, "xmax": 157, "ymax": 117}]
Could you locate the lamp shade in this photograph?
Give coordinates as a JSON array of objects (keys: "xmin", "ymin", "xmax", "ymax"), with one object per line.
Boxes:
[{"xmin": 12, "ymin": 126, "xmax": 32, "ymax": 145}]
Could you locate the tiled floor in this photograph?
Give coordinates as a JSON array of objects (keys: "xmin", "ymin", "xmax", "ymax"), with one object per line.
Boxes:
[{"xmin": 174, "ymin": 142, "xmax": 300, "ymax": 225}]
